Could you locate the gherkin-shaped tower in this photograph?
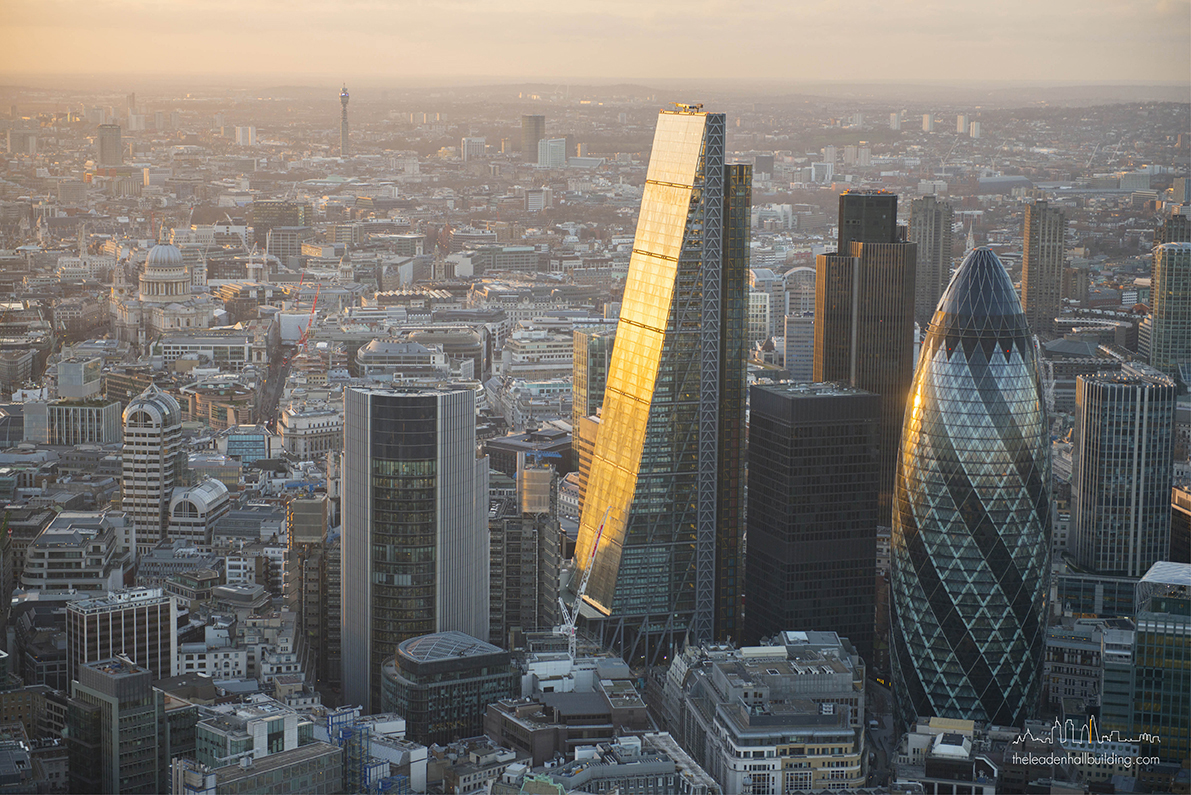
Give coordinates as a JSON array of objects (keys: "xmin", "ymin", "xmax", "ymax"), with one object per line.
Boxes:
[{"xmin": 891, "ymin": 247, "xmax": 1050, "ymax": 728}]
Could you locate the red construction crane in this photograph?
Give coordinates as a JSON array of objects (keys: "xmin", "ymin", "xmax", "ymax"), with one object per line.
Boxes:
[{"xmin": 282, "ymin": 283, "xmax": 321, "ymax": 369}]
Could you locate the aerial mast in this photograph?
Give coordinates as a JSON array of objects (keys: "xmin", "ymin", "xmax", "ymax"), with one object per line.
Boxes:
[{"xmin": 339, "ymin": 85, "xmax": 350, "ymax": 158}]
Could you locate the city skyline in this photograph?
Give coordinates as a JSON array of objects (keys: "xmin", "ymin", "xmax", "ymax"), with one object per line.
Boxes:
[{"xmin": 0, "ymin": 30, "xmax": 1186, "ymax": 789}]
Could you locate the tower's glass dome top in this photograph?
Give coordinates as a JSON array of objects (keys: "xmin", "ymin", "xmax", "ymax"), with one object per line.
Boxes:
[{"xmin": 928, "ymin": 246, "xmax": 1033, "ymax": 357}]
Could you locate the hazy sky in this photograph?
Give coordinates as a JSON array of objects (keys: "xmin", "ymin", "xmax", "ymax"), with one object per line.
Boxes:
[{"xmin": 2, "ymin": 0, "xmax": 1189, "ymax": 86}]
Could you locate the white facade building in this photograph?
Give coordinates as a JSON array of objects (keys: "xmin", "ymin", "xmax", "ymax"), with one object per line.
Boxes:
[
  {"xmin": 278, "ymin": 403, "xmax": 344, "ymax": 460},
  {"xmin": 167, "ymin": 479, "xmax": 231, "ymax": 548},
  {"xmin": 500, "ymin": 329, "xmax": 573, "ymax": 380},
  {"xmin": 537, "ymin": 138, "xmax": 567, "ymax": 168},
  {"xmin": 460, "ymin": 137, "xmax": 486, "ymax": 161},
  {"xmin": 123, "ymin": 385, "xmax": 183, "ymax": 555}
]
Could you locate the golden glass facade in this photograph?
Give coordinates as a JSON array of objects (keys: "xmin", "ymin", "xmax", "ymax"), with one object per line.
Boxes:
[{"xmin": 574, "ymin": 109, "xmax": 748, "ymax": 662}]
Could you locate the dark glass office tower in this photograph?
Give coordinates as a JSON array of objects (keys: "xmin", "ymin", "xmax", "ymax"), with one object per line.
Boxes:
[
  {"xmin": 744, "ymin": 383, "xmax": 879, "ymax": 663},
  {"xmin": 815, "ymin": 191, "xmax": 916, "ymax": 524},
  {"xmin": 575, "ymin": 107, "xmax": 749, "ymax": 664},
  {"xmin": 838, "ymin": 191, "xmax": 898, "ymax": 252},
  {"xmin": 342, "ymin": 387, "xmax": 489, "ymax": 713},
  {"xmin": 521, "ymin": 114, "xmax": 546, "ymax": 158},
  {"xmin": 1130, "ymin": 563, "xmax": 1191, "ymax": 766},
  {"xmin": 891, "ymin": 247, "xmax": 1050, "ymax": 729}
]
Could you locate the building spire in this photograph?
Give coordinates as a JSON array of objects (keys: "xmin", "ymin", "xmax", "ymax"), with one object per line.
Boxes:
[{"xmin": 339, "ymin": 85, "xmax": 350, "ymax": 158}]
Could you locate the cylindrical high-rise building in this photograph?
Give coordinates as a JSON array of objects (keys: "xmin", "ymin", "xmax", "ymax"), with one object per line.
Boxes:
[
  {"xmin": 341, "ymin": 387, "xmax": 489, "ymax": 714},
  {"xmin": 122, "ymin": 384, "xmax": 182, "ymax": 554},
  {"xmin": 1072, "ymin": 368, "xmax": 1176, "ymax": 577},
  {"xmin": 1150, "ymin": 241, "xmax": 1190, "ymax": 377},
  {"xmin": 521, "ymin": 115, "xmax": 545, "ymax": 159},
  {"xmin": 891, "ymin": 247, "xmax": 1051, "ymax": 729}
]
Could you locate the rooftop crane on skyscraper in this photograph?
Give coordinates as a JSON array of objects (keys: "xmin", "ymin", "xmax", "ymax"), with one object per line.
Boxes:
[{"xmin": 557, "ymin": 506, "xmax": 610, "ymax": 661}]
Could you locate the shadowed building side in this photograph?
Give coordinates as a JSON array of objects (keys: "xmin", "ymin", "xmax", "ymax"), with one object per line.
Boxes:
[{"xmin": 815, "ymin": 194, "xmax": 916, "ymax": 525}]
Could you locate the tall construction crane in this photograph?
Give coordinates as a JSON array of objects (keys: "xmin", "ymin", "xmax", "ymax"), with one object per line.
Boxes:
[
  {"xmin": 282, "ymin": 283, "xmax": 321, "ymax": 369},
  {"xmin": 296, "ymin": 283, "xmax": 321, "ymax": 353},
  {"xmin": 292, "ymin": 272, "xmax": 306, "ymax": 311},
  {"xmin": 939, "ymin": 134, "xmax": 962, "ymax": 174},
  {"xmin": 557, "ymin": 507, "xmax": 610, "ymax": 661}
]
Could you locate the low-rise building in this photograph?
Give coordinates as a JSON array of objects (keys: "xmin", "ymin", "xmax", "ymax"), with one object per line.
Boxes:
[
  {"xmin": 1042, "ymin": 617, "xmax": 1135, "ymax": 721},
  {"xmin": 277, "ymin": 403, "xmax": 343, "ymax": 460},
  {"xmin": 655, "ymin": 632, "xmax": 867, "ymax": 794},
  {"xmin": 485, "ymin": 650, "xmax": 650, "ymax": 766},
  {"xmin": 153, "ymin": 321, "xmax": 274, "ymax": 371},
  {"xmin": 166, "ymin": 479, "xmax": 231, "ymax": 549},
  {"xmin": 427, "ymin": 737, "xmax": 529, "ymax": 795},
  {"xmin": 500, "ymin": 329, "xmax": 572, "ymax": 380},
  {"xmin": 894, "ymin": 719, "xmax": 997, "ymax": 795},
  {"xmin": 172, "ymin": 741, "xmax": 343, "ymax": 795},
  {"xmin": 355, "ymin": 339, "xmax": 450, "ymax": 378},
  {"xmin": 493, "ymin": 733, "xmax": 721, "ymax": 795},
  {"xmin": 381, "ymin": 632, "xmax": 519, "ymax": 746},
  {"xmin": 20, "ymin": 511, "xmax": 131, "ymax": 594},
  {"xmin": 179, "ymin": 618, "xmax": 248, "ymax": 679},
  {"xmin": 22, "ymin": 399, "xmax": 122, "ymax": 445},
  {"xmin": 194, "ymin": 695, "xmax": 314, "ymax": 768}
]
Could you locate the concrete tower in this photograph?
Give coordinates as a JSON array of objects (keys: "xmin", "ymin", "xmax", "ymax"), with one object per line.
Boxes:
[
  {"xmin": 1021, "ymin": 199, "xmax": 1067, "ymax": 335},
  {"xmin": 97, "ymin": 123, "xmax": 122, "ymax": 166},
  {"xmin": 339, "ymin": 85, "xmax": 350, "ymax": 158}
]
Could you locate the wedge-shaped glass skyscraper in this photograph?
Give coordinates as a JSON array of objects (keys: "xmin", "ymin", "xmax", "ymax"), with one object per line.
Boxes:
[
  {"xmin": 574, "ymin": 107, "xmax": 749, "ymax": 663},
  {"xmin": 891, "ymin": 248, "xmax": 1050, "ymax": 729}
]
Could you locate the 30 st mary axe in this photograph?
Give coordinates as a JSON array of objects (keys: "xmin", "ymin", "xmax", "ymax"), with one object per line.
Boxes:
[{"xmin": 891, "ymin": 248, "xmax": 1051, "ymax": 729}]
